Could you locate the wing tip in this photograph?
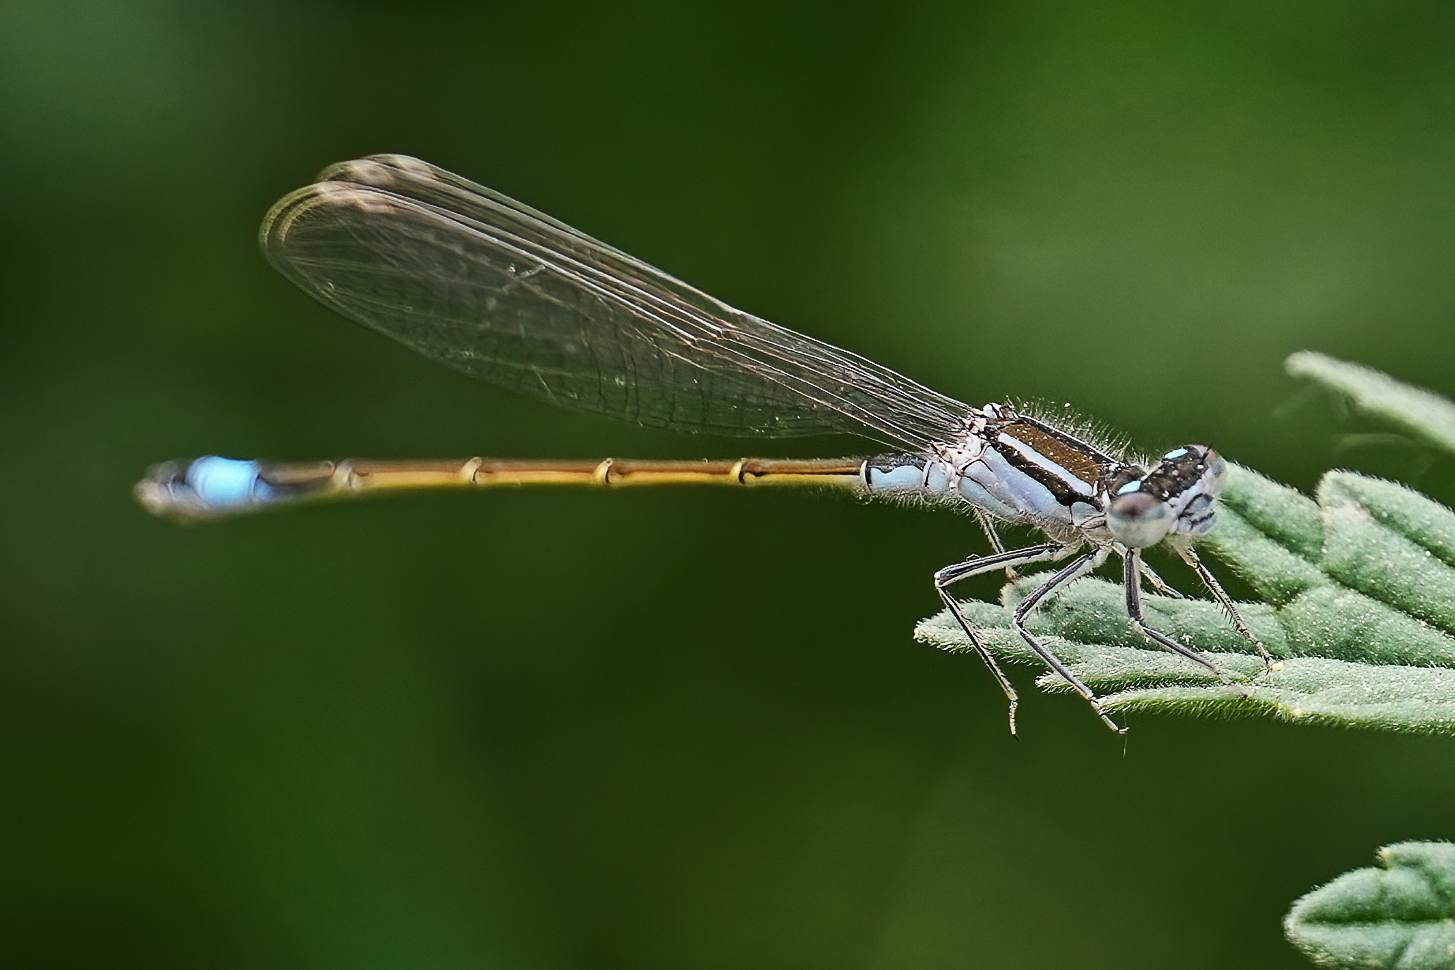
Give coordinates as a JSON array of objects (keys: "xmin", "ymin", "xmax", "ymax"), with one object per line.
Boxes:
[
  {"xmin": 316, "ymin": 154, "xmax": 439, "ymax": 188},
  {"xmin": 258, "ymin": 179, "xmax": 406, "ymax": 256},
  {"xmin": 260, "ymin": 154, "xmax": 438, "ymax": 254}
]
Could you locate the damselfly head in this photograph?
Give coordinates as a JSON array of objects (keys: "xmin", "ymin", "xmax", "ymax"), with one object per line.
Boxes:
[{"xmin": 1105, "ymin": 445, "xmax": 1227, "ymax": 548}]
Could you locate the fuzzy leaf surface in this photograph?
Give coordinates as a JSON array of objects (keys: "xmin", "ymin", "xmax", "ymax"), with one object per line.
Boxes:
[
  {"xmin": 1288, "ymin": 351, "xmax": 1455, "ymax": 456},
  {"xmin": 1284, "ymin": 842, "xmax": 1455, "ymax": 969}
]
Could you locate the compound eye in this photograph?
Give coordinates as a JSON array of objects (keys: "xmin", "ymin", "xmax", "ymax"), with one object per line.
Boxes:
[
  {"xmin": 1107, "ymin": 488, "xmax": 1174, "ymax": 548},
  {"xmin": 1200, "ymin": 448, "xmax": 1229, "ymax": 494}
]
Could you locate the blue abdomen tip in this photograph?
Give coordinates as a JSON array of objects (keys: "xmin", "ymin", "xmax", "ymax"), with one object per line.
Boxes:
[{"xmin": 186, "ymin": 456, "xmax": 264, "ymax": 507}]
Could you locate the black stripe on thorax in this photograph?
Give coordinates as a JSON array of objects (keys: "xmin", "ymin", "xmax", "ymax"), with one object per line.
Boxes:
[
  {"xmin": 988, "ymin": 439, "xmax": 1089, "ymax": 508},
  {"xmin": 988, "ymin": 420, "xmax": 1115, "ymax": 510}
]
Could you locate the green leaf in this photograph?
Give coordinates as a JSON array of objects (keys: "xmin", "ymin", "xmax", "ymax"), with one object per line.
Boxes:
[
  {"xmin": 916, "ymin": 571, "xmax": 1455, "ymax": 735},
  {"xmin": 914, "ymin": 355, "xmax": 1455, "ymax": 734},
  {"xmin": 1285, "ymin": 842, "xmax": 1455, "ymax": 969},
  {"xmin": 1288, "ymin": 350, "xmax": 1455, "ymax": 456}
]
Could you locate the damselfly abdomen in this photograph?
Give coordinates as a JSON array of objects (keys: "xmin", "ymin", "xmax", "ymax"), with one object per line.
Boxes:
[{"xmin": 137, "ymin": 154, "xmax": 1271, "ymax": 734}]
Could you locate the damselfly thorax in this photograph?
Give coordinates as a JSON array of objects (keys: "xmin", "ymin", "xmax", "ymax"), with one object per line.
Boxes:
[
  {"xmin": 137, "ymin": 154, "xmax": 1271, "ymax": 735},
  {"xmin": 866, "ymin": 404, "xmax": 1226, "ymax": 544}
]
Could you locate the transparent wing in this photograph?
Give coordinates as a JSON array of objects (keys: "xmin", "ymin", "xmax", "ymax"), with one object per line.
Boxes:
[{"xmin": 259, "ymin": 154, "xmax": 975, "ymax": 447}]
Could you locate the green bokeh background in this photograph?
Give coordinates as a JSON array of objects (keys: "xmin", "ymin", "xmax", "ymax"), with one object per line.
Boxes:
[{"xmin": 6, "ymin": 2, "xmax": 1455, "ymax": 967}]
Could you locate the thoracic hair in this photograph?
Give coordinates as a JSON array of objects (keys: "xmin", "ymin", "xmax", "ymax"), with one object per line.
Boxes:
[{"xmin": 1007, "ymin": 398, "xmax": 1136, "ymax": 467}]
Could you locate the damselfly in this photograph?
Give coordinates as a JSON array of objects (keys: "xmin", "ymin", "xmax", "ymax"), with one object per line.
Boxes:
[{"xmin": 136, "ymin": 154, "xmax": 1272, "ymax": 734}]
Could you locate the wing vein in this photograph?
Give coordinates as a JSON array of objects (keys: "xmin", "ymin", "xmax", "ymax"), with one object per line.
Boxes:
[{"xmin": 259, "ymin": 155, "xmax": 978, "ymax": 447}]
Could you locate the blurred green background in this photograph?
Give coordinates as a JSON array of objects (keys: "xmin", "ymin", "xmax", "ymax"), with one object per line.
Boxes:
[{"xmin": 5, "ymin": 2, "xmax": 1455, "ymax": 967}]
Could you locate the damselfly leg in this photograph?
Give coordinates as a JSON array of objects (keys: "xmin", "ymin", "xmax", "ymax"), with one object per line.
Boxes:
[
  {"xmin": 1177, "ymin": 546, "xmax": 1276, "ymax": 672},
  {"xmin": 934, "ymin": 543, "xmax": 1071, "ymax": 735},
  {"xmin": 1138, "ymin": 561, "xmax": 1185, "ymax": 599},
  {"xmin": 972, "ymin": 510, "xmax": 1022, "ymax": 581},
  {"xmin": 1122, "ymin": 550, "xmax": 1232, "ymax": 683},
  {"xmin": 1009, "ymin": 548, "xmax": 1125, "ymax": 734}
]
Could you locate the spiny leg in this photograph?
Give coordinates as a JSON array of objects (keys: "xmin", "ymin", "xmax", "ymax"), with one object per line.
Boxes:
[
  {"xmin": 1138, "ymin": 560, "xmax": 1185, "ymax": 599},
  {"xmin": 1122, "ymin": 549, "xmax": 1232, "ymax": 684},
  {"xmin": 973, "ymin": 510, "xmax": 1020, "ymax": 581},
  {"xmin": 1177, "ymin": 545, "xmax": 1275, "ymax": 673},
  {"xmin": 1009, "ymin": 548, "xmax": 1125, "ymax": 734},
  {"xmin": 934, "ymin": 542, "xmax": 1070, "ymax": 735}
]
